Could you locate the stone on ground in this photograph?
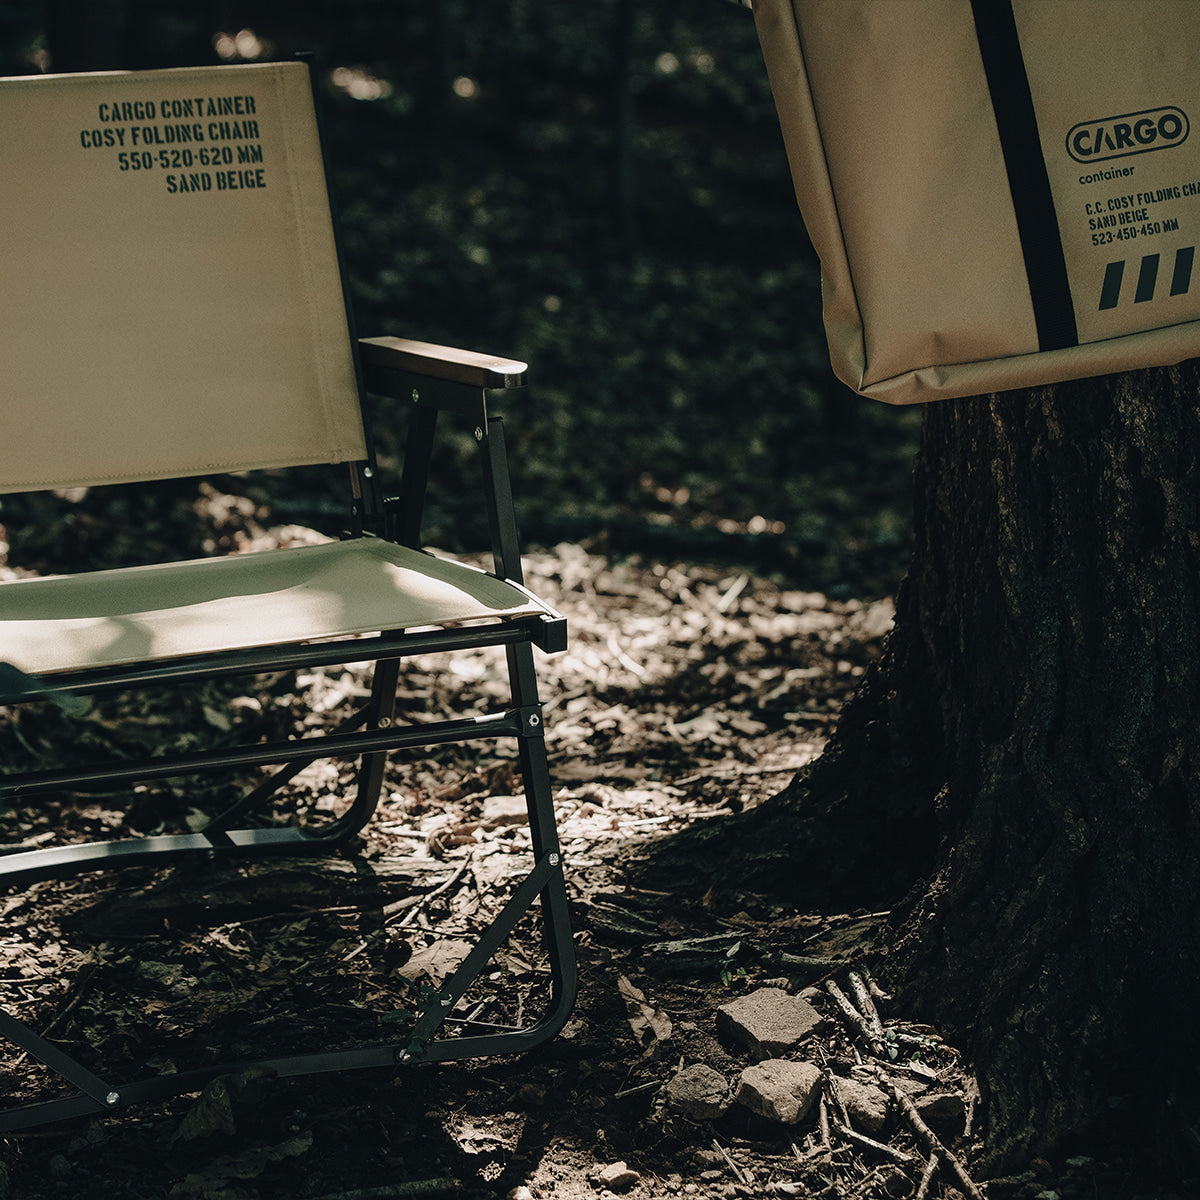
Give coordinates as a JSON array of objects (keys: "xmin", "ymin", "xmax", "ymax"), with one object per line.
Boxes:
[
  {"xmin": 735, "ymin": 1059, "xmax": 823, "ymax": 1125},
  {"xmin": 716, "ymin": 987, "xmax": 822, "ymax": 1060},
  {"xmin": 664, "ymin": 1063, "xmax": 731, "ymax": 1120},
  {"xmin": 914, "ymin": 1090, "xmax": 967, "ymax": 1141},
  {"xmin": 593, "ymin": 1160, "xmax": 640, "ymax": 1192},
  {"xmin": 829, "ymin": 1075, "xmax": 890, "ymax": 1136}
]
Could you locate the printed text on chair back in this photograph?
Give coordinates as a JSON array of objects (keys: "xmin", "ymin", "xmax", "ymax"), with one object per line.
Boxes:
[{"xmin": 0, "ymin": 62, "xmax": 367, "ymax": 492}]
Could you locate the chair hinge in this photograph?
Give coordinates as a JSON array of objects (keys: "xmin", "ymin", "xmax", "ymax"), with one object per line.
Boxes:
[
  {"xmin": 516, "ymin": 705, "xmax": 545, "ymax": 738},
  {"xmin": 348, "ymin": 462, "xmax": 386, "ymax": 537}
]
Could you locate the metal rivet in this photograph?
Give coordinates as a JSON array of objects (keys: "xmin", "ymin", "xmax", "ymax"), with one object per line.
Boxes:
[
  {"xmin": 378, "ymin": 715, "xmax": 392, "ymax": 728},
  {"xmin": 549, "ymin": 853, "xmax": 560, "ymax": 867},
  {"xmin": 395, "ymin": 1049, "xmax": 411, "ymax": 1064},
  {"xmin": 363, "ymin": 466, "xmax": 374, "ymax": 478},
  {"xmin": 527, "ymin": 713, "xmax": 541, "ymax": 728},
  {"xmin": 474, "ymin": 426, "xmax": 484, "ymax": 441},
  {"xmin": 411, "ymin": 388, "xmax": 420, "ymax": 403},
  {"xmin": 105, "ymin": 1091, "xmax": 120, "ymax": 1106}
]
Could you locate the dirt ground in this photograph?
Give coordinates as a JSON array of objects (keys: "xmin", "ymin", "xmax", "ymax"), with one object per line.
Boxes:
[{"xmin": 0, "ymin": 540, "xmax": 1180, "ymax": 1200}]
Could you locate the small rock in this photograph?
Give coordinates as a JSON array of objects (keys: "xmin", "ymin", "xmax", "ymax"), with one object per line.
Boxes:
[
  {"xmin": 716, "ymin": 987, "xmax": 822, "ymax": 1060},
  {"xmin": 735, "ymin": 1059, "xmax": 823, "ymax": 1125},
  {"xmin": 830, "ymin": 1076, "xmax": 890, "ymax": 1136},
  {"xmin": 665, "ymin": 1063, "xmax": 730, "ymax": 1120},
  {"xmin": 595, "ymin": 1160, "xmax": 640, "ymax": 1192},
  {"xmin": 915, "ymin": 1090, "xmax": 967, "ymax": 1141},
  {"xmin": 506, "ymin": 1188, "xmax": 535, "ymax": 1200}
]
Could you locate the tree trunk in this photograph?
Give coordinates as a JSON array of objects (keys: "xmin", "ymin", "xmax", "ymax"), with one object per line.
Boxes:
[
  {"xmin": 889, "ymin": 362, "xmax": 1200, "ymax": 1169},
  {"xmin": 696, "ymin": 362, "xmax": 1200, "ymax": 1169}
]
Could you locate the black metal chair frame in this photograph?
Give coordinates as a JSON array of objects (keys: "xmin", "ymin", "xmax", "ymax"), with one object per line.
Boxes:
[{"xmin": 0, "ymin": 65, "xmax": 576, "ymax": 1132}]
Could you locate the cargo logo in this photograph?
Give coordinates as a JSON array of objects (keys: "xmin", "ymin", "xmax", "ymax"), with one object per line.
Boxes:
[
  {"xmin": 1067, "ymin": 107, "xmax": 1189, "ymax": 164},
  {"xmin": 1098, "ymin": 247, "xmax": 1195, "ymax": 309}
]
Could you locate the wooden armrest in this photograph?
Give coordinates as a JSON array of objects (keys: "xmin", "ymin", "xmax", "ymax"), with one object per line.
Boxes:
[{"xmin": 359, "ymin": 336, "xmax": 527, "ymax": 390}]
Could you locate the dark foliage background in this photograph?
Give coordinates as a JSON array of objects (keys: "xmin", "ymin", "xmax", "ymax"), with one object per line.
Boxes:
[{"xmin": 0, "ymin": 0, "xmax": 919, "ymax": 597}]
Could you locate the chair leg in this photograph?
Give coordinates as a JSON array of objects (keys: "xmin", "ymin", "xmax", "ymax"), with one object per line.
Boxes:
[
  {"xmin": 194, "ymin": 656, "xmax": 399, "ymax": 848},
  {"xmin": 392, "ymin": 641, "xmax": 577, "ymax": 1061},
  {"xmin": 328, "ymin": 654, "xmax": 401, "ymax": 840},
  {"xmin": 200, "ymin": 710, "xmax": 373, "ymax": 839},
  {"xmin": 0, "ymin": 647, "xmax": 574, "ymax": 1128}
]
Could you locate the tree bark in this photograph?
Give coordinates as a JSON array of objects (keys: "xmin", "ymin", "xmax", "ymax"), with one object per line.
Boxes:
[
  {"xmin": 696, "ymin": 362, "xmax": 1200, "ymax": 1169},
  {"xmin": 886, "ymin": 363, "xmax": 1200, "ymax": 1169}
]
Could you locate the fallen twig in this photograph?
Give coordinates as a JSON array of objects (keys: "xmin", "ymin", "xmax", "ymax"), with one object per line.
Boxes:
[
  {"xmin": 821, "ymin": 1073, "xmax": 852, "ymax": 1130},
  {"xmin": 613, "ymin": 1080, "xmax": 659, "ymax": 1101},
  {"xmin": 891, "ymin": 1029, "xmax": 943, "ymax": 1052},
  {"xmin": 36, "ymin": 956, "xmax": 98, "ymax": 1042},
  {"xmin": 712, "ymin": 1137, "xmax": 753, "ymax": 1186},
  {"xmin": 883, "ymin": 1078, "xmax": 985, "ymax": 1200},
  {"xmin": 824, "ymin": 978, "xmax": 884, "ymax": 1056},
  {"xmin": 776, "ymin": 952, "xmax": 840, "ymax": 978},
  {"xmin": 964, "ymin": 1078, "xmax": 979, "ymax": 1140},
  {"xmin": 828, "ymin": 1120, "xmax": 915, "ymax": 1166},
  {"xmin": 342, "ymin": 858, "xmax": 472, "ymax": 963},
  {"xmin": 859, "ymin": 964, "xmax": 891, "ymax": 1003},
  {"xmin": 845, "ymin": 1167, "xmax": 888, "ymax": 1200},
  {"xmin": 606, "ymin": 634, "xmax": 647, "ymax": 677},
  {"xmin": 847, "ymin": 970, "xmax": 886, "ymax": 1047},
  {"xmin": 818, "ymin": 1094, "xmax": 831, "ymax": 1151},
  {"xmin": 913, "ymin": 1152, "xmax": 940, "ymax": 1200},
  {"xmin": 716, "ymin": 572, "xmax": 749, "ymax": 613},
  {"xmin": 823, "ymin": 978, "xmax": 865, "ymax": 1031}
]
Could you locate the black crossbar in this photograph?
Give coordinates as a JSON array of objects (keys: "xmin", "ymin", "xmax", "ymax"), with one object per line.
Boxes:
[
  {"xmin": 24, "ymin": 614, "xmax": 566, "ymax": 701},
  {"xmin": 2, "ymin": 708, "xmax": 532, "ymax": 801}
]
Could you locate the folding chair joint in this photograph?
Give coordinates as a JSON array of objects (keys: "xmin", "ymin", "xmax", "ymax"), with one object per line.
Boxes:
[{"xmin": 516, "ymin": 704, "xmax": 547, "ymax": 739}]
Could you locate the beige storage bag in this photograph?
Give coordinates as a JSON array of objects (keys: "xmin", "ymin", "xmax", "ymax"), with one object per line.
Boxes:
[{"xmin": 753, "ymin": 0, "xmax": 1200, "ymax": 403}]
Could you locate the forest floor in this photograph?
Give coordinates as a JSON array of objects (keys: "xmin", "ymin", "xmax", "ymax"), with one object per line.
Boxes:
[
  {"xmin": 0, "ymin": 9, "xmax": 1190, "ymax": 1196},
  {"xmin": 0, "ymin": 532, "xmax": 1181, "ymax": 1200}
]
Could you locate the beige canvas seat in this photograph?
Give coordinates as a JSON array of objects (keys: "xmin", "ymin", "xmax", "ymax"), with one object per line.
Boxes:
[
  {"xmin": 0, "ymin": 61, "xmax": 575, "ymax": 1128},
  {"xmin": 0, "ymin": 538, "xmax": 548, "ymax": 676}
]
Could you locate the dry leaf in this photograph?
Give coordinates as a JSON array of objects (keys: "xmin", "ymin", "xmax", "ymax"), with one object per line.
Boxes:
[
  {"xmin": 403, "ymin": 938, "xmax": 475, "ymax": 986},
  {"xmin": 168, "ymin": 1131, "xmax": 314, "ymax": 1196},
  {"xmin": 617, "ymin": 974, "xmax": 672, "ymax": 1055}
]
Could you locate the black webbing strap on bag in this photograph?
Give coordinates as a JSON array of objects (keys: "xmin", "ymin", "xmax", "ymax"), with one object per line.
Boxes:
[{"xmin": 971, "ymin": 0, "xmax": 1080, "ymax": 352}]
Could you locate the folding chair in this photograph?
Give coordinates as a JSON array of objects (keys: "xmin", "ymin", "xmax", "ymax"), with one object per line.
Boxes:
[{"xmin": 0, "ymin": 60, "xmax": 575, "ymax": 1129}]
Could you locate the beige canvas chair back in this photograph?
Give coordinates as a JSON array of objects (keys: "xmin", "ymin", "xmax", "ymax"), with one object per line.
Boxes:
[
  {"xmin": 0, "ymin": 61, "xmax": 367, "ymax": 492},
  {"xmin": 753, "ymin": 0, "xmax": 1200, "ymax": 404}
]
